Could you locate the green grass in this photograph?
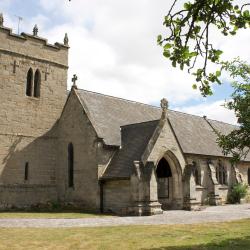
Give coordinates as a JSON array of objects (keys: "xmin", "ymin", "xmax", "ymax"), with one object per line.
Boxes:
[
  {"xmin": 0, "ymin": 212, "xmax": 110, "ymax": 219},
  {"xmin": 0, "ymin": 219, "xmax": 250, "ymax": 249}
]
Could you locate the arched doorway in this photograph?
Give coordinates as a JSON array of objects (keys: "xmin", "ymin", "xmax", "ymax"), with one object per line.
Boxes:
[
  {"xmin": 156, "ymin": 158, "xmax": 172, "ymax": 210},
  {"xmin": 156, "ymin": 152, "xmax": 183, "ymax": 210}
]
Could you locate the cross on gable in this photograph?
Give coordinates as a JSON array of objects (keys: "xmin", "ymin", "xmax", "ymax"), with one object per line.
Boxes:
[
  {"xmin": 42, "ymin": 68, "xmax": 50, "ymax": 81},
  {"xmin": 71, "ymin": 74, "xmax": 78, "ymax": 89},
  {"xmin": 11, "ymin": 60, "xmax": 19, "ymax": 74}
]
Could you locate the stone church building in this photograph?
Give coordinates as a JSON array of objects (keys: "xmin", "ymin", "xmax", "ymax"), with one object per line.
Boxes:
[{"xmin": 0, "ymin": 15, "xmax": 250, "ymax": 215}]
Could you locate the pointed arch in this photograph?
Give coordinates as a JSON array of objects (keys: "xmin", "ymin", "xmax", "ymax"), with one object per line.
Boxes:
[
  {"xmin": 156, "ymin": 158, "xmax": 172, "ymax": 178},
  {"xmin": 26, "ymin": 68, "xmax": 33, "ymax": 96},
  {"xmin": 155, "ymin": 150, "xmax": 183, "ymax": 210},
  {"xmin": 68, "ymin": 143, "xmax": 74, "ymax": 188},
  {"xmin": 193, "ymin": 161, "xmax": 201, "ymax": 185},
  {"xmin": 216, "ymin": 160, "xmax": 227, "ymax": 185},
  {"xmin": 34, "ymin": 69, "xmax": 41, "ymax": 97}
]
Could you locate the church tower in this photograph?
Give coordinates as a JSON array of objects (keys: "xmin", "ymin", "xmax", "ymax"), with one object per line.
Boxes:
[{"xmin": 0, "ymin": 15, "xmax": 69, "ymax": 208}]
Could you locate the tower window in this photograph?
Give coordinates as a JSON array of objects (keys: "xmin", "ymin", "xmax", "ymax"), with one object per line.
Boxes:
[
  {"xmin": 24, "ymin": 162, "xmax": 29, "ymax": 181},
  {"xmin": 26, "ymin": 68, "xmax": 33, "ymax": 96},
  {"xmin": 68, "ymin": 143, "xmax": 74, "ymax": 188},
  {"xmin": 34, "ymin": 69, "xmax": 41, "ymax": 97}
]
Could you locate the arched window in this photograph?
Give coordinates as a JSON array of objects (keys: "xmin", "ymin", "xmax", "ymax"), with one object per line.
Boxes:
[
  {"xmin": 24, "ymin": 162, "xmax": 29, "ymax": 181},
  {"xmin": 248, "ymin": 168, "xmax": 250, "ymax": 185},
  {"xmin": 26, "ymin": 68, "xmax": 33, "ymax": 96},
  {"xmin": 68, "ymin": 143, "xmax": 74, "ymax": 188},
  {"xmin": 34, "ymin": 69, "xmax": 41, "ymax": 97},
  {"xmin": 216, "ymin": 161, "xmax": 227, "ymax": 185},
  {"xmin": 193, "ymin": 161, "xmax": 200, "ymax": 185}
]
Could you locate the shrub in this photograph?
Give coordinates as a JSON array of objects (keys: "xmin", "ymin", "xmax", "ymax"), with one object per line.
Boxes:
[{"xmin": 228, "ymin": 183, "xmax": 248, "ymax": 204}]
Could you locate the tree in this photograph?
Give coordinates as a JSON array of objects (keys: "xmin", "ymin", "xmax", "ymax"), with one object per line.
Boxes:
[
  {"xmin": 158, "ymin": 0, "xmax": 250, "ymax": 161},
  {"xmin": 218, "ymin": 59, "xmax": 250, "ymax": 162},
  {"xmin": 158, "ymin": 0, "xmax": 250, "ymax": 96}
]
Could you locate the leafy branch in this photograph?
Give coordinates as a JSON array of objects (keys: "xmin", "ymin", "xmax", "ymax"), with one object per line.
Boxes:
[
  {"xmin": 217, "ymin": 59, "xmax": 250, "ymax": 162},
  {"xmin": 158, "ymin": 0, "xmax": 250, "ymax": 96}
]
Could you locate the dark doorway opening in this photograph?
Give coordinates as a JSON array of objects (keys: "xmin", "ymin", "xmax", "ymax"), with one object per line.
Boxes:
[{"xmin": 156, "ymin": 158, "xmax": 172, "ymax": 208}]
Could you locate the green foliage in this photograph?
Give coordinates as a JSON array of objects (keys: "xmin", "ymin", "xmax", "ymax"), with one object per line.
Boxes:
[
  {"xmin": 217, "ymin": 59, "xmax": 250, "ymax": 162},
  {"xmin": 158, "ymin": 0, "xmax": 250, "ymax": 96},
  {"xmin": 160, "ymin": 1, "xmax": 250, "ymax": 162},
  {"xmin": 228, "ymin": 183, "xmax": 248, "ymax": 203}
]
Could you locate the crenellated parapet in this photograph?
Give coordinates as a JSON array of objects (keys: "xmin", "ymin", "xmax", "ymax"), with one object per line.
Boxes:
[{"xmin": 0, "ymin": 16, "xmax": 69, "ymax": 68}]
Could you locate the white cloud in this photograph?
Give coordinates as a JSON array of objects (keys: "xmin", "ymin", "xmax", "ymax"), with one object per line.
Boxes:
[
  {"xmin": 2, "ymin": 0, "xmax": 249, "ymax": 124},
  {"xmin": 176, "ymin": 100, "xmax": 237, "ymax": 125},
  {"xmin": 37, "ymin": 0, "xmax": 202, "ymax": 106}
]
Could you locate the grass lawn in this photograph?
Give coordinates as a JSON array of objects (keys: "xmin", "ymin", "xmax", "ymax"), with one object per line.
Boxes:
[
  {"xmin": 0, "ymin": 220, "xmax": 250, "ymax": 249},
  {"xmin": 0, "ymin": 212, "xmax": 110, "ymax": 219}
]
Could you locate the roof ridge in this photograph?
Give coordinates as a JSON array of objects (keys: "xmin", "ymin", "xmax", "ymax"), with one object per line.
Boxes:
[
  {"xmin": 76, "ymin": 88, "xmax": 237, "ymax": 127},
  {"xmin": 121, "ymin": 119, "xmax": 160, "ymax": 128},
  {"xmin": 76, "ymin": 88, "xmax": 160, "ymax": 109},
  {"xmin": 206, "ymin": 117, "xmax": 238, "ymax": 127}
]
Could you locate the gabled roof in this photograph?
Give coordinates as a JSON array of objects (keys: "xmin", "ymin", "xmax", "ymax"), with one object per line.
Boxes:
[
  {"xmin": 75, "ymin": 89, "xmax": 250, "ymax": 163},
  {"xmin": 76, "ymin": 89, "xmax": 161, "ymax": 146},
  {"xmin": 102, "ymin": 120, "xmax": 159, "ymax": 179}
]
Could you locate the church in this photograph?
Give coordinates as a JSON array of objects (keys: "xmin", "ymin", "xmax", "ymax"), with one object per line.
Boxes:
[{"xmin": 0, "ymin": 14, "xmax": 249, "ymax": 215}]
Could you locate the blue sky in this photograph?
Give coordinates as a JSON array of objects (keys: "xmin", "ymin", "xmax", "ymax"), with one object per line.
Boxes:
[{"xmin": 1, "ymin": 0, "xmax": 249, "ymax": 124}]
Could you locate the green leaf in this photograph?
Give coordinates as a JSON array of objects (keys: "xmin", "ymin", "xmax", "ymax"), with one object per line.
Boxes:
[
  {"xmin": 189, "ymin": 52, "xmax": 198, "ymax": 58},
  {"xmin": 164, "ymin": 43, "xmax": 172, "ymax": 49},
  {"xmin": 192, "ymin": 84, "xmax": 197, "ymax": 89},
  {"xmin": 216, "ymin": 70, "xmax": 221, "ymax": 77},
  {"xmin": 184, "ymin": 2, "xmax": 190, "ymax": 10},
  {"xmin": 157, "ymin": 35, "xmax": 162, "ymax": 43},
  {"xmin": 243, "ymin": 10, "xmax": 250, "ymax": 17},
  {"xmin": 163, "ymin": 50, "xmax": 171, "ymax": 58}
]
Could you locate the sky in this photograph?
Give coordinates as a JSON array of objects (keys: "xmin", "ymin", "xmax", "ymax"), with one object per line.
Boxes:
[{"xmin": 1, "ymin": 0, "xmax": 250, "ymax": 124}]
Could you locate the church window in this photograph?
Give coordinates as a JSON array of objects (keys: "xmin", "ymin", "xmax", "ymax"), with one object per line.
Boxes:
[
  {"xmin": 26, "ymin": 68, "xmax": 33, "ymax": 96},
  {"xmin": 24, "ymin": 162, "xmax": 29, "ymax": 181},
  {"xmin": 216, "ymin": 161, "xmax": 227, "ymax": 185},
  {"xmin": 248, "ymin": 169, "xmax": 250, "ymax": 185},
  {"xmin": 193, "ymin": 161, "xmax": 201, "ymax": 185},
  {"xmin": 34, "ymin": 69, "xmax": 41, "ymax": 98},
  {"xmin": 68, "ymin": 143, "xmax": 74, "ymax": 188}
]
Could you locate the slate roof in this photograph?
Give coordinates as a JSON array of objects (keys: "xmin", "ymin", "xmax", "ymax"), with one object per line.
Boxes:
[
  {"xmin": 76, "ymin": 89, "xmax": 250, "ymax": 177},
  {"xmin": 103, "ymin": 120, "xmax": 160, "ymax": 179},
  {"xmin": 77, "ymin": 89, "xmax": 161, "ymax": 146}
]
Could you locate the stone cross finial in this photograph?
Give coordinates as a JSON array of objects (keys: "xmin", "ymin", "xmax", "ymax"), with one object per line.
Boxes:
[
  {"xmin": 160, "ymin": 98, "xmax": 168, "ymax": 119},
  {"xmin": 161, "ymin": 98, "xmax": 168, "ymax": 110},
  {"xmin": 33, "ymin": 24, "xmax": 38, "ymax": 36},
  {"xmin": 71, "ymin": 74, "xmax": 78, "ymax": 89},
  {"xmin": 0, "ymin": 13, "xmax": 4, "ymax": 26},
  {"xmin": 64, "ymin": 33, "xmax": 69, "ymax": 46}
]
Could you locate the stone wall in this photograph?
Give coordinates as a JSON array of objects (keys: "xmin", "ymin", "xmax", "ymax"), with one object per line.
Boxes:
[
  {"xmin": 0, "ymin": 25, "xmax": 68, "ymax": 208},
  {"xmin": 0, "ymin": 134, "xmax": 57, "ymax": 185},
  {"xmin": 57, "ymin": 90, "xmax": 100, "ymax": 211},
  {"xmin": 0, "ymin": 29, "xmax": 68, "ymax": 136},
  {"xmin": 0, "ymin": 184, "xmax": 57, "ymax": 210},
  {"xmin": 185, "ymin": 154, "xmax": 250, "ymax": 208},
  {"xmin": 103, "ymin": 180, "xmax": 131, "ymax": 214}
]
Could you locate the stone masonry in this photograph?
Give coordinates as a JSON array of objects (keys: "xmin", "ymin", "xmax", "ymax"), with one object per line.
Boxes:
[
  {"xmin": 0, "ymin": 16, "xmax": 250, "ymax": 215},
  {"xmin": 0, "ymin": 19, "xmax": 68, "ymax": 208}
]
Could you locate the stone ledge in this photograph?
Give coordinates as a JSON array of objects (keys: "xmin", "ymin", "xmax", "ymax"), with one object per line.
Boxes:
[{"xmin": 0, "ymin": 48, "xmax": 68, "ymax": 69}]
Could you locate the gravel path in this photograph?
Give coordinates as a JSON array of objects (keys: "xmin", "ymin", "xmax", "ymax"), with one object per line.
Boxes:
[{"xmin": 0, "ymin": 204, "xmax": 250, "ymax": 228}]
